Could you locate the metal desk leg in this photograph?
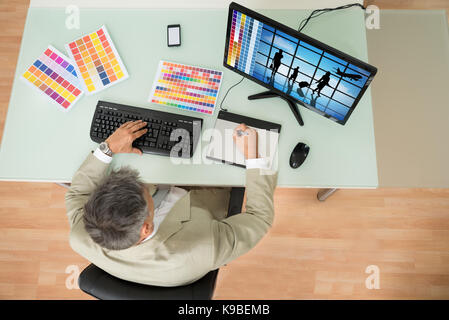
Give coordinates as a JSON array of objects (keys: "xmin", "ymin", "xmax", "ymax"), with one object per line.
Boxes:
[{"xmin": 317, "ymin": 188, "xmax": 338, "ymax": 201}]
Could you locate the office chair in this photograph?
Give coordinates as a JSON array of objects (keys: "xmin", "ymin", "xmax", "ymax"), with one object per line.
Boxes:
[{"xmin": 78, "ymin": 187, "xmax": 245, "ymax": 300}]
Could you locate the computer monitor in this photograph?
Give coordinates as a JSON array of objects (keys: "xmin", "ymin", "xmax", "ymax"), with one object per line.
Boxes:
[{"xmin": 223, "ymin": 2, "xmax": 377, "ymax": 126}]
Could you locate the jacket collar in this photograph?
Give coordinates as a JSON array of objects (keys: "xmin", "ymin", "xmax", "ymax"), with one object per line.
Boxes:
[{"xmin": 135, "ymin": 190, "xmax": 191, "ymax": 250}]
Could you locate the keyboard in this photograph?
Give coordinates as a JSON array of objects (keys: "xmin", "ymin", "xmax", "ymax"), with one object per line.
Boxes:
[{"xmin": 90, "ymin": 100, "xmax": 203, "ymax": 158}]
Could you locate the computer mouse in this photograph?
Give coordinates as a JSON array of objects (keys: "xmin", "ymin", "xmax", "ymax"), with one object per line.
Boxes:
[{"xmin": 289, "ymin": 142, "xmax": 310, "ymax": 169}]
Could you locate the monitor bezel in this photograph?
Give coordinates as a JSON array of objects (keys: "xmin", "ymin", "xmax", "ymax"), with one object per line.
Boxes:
[{"xmin": 223, "ymin": 2, "xmax": 378, "ymax": 125}]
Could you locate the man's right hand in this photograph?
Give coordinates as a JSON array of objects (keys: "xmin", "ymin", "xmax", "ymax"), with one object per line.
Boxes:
[
  {"xmin": 233, "ymin": 123, "xmax": 258, "ymax": 160},
  {"xmin": 105, "ymin": 120, "xmax": 148, "ymax": 155}
]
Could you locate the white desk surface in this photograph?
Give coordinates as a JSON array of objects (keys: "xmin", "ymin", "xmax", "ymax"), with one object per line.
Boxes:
[{"xmin": 0, "ymin": 4, "xmax": 377, "ymax": 187}]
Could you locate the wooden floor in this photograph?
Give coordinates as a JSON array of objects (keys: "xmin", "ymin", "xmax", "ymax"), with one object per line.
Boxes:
[{"xmin": 1, "ymin": 0, "xmax": 449, "ymax": 300}]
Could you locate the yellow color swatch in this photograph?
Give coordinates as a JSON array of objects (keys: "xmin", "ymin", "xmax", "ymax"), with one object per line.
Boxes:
[{"xmin": 56, "ymin": 86, "xmax": 64, "ymax": 94}]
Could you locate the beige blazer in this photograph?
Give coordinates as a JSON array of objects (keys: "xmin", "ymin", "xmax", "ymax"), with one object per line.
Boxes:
[{"xmin": 65, "ymin": 153, "xmax": 277, "ymax": 287}]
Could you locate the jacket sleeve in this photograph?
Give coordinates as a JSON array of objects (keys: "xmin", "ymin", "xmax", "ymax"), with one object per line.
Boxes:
[
  {"xmin": 65, "ymin": 152, "xmax": 110, "ymax": 228},
  {"xmin": 211, "ymin": 168, "xmax": 278, "ymax": 269}
]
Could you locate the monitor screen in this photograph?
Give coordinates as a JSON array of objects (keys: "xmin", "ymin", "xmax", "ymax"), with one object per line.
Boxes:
[{"xmin": 223, "ymin": 3, "xmax": 377, "ymax": 125}]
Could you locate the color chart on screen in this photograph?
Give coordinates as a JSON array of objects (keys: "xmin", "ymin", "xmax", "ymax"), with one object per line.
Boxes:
[
  {"xmin": 149, "ymin": 61, "xmax": 223, "ymax": 115},
  {"xmin": 65, "ymin": 26, "xmax": 128, "ymax": 94},
  {"xmin": 21, "ymin": 45, "xmax": 83, "ymax": 111},
  {"xmin": 227, "ymin": 10, "xmax": 263, "ymax": 75}
]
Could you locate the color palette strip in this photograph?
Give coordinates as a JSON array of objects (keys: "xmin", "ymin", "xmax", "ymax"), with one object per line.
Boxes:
[
  {"xmin": 21, "ymin": 45, "xmax": 83, "ymax": 111},
  {"xmin": 65, "ymin": 25, "xmax": 129, "ymax": 94},
  {"xmin": 149, "ymin": 61, "xmax": 223, "ymax": 115}
]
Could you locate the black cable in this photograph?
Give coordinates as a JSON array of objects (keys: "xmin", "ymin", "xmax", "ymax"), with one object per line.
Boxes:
[
  {"xmin": 298, "ymin": 3, "xmax": 366, "ymax": 33},
  {"xmin": 219, "ymin": 76, "xmax": 244, "ymax": 112}
]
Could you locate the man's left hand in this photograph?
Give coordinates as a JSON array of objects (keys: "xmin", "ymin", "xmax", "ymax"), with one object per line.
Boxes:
[{"xmin": 105, "ymin": 120, "xmax": 148, "ymax": 155}]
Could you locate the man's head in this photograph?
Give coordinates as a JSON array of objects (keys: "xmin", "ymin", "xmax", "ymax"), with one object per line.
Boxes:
[{"xmin": 83, "ymin": 167, "xmax": 155, "ymax": 250}]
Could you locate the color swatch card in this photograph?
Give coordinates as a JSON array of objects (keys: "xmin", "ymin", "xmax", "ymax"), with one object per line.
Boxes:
[
  {"xmin": 21, "ymin": 45, "xmax": 83, "ymax": 111},
  {"xmin": 65, "ymin": 25, "xmax": 128, "ymax": 94},
  {"xmin": 149, "ymin": 60, "xmax": 223, "ymax": 115}
]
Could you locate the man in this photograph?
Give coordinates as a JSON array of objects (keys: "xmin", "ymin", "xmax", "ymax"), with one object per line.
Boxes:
[{"xmin": 65, "ymin": 120, "xmax": 277, "ymax": 286}]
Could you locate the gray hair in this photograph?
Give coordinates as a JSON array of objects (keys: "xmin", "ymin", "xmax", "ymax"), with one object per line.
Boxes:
[{"xmin": 83, "ymin": 167, "xmax": 149, "ymax": 250}]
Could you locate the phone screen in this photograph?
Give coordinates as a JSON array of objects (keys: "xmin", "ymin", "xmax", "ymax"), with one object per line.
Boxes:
[{"xmin": 167, "ymin": 25, "xmax": 181, "ymax": 47}]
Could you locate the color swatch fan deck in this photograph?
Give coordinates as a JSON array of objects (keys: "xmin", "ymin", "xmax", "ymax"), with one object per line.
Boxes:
[
  {"xmin": 21, "ymin": 45, "xmax": 83, "ymax": 111},
  {"xmin": 65, "ymin": 26, "xmax": 129, "ymax": 94},
  {"xmin": 149, "ymin": 61, "xmax": 223, "ymax": 115}
]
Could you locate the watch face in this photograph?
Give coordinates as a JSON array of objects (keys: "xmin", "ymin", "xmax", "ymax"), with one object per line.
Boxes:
[{"xmin": 100, "ymin": 142, "xmax": 112, "ymax": 156}]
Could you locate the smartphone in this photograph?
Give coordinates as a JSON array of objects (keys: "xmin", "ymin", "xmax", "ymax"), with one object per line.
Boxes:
[{"xmin": 167, "ymin": 24, "xmax": 181, "ymax": 47}]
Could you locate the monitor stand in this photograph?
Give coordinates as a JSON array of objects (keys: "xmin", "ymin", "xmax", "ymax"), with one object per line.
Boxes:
[{"xmin": 247, "ymin": 91, "xmax": 304, "ymax": 126}]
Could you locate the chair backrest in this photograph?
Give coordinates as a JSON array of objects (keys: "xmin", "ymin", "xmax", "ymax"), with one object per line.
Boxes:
[
  {"xmin": 78, "ymin": 187, "xmax": 245, "ymax": 300},
  {"xmin": 79, "ymin": 264, "xmax": 219, "ymax": 300}
]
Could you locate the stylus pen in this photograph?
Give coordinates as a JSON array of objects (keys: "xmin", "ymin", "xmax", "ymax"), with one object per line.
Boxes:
[{"xmin": 237, "ymin": 129, "xmax": 249, "ymax": 137}]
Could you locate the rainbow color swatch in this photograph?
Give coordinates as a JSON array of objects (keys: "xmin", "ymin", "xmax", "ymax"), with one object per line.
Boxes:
[
  {"xmin": 149, "ymin": 61, "xmax": 223, "ymax": 115},
  {"xmin": 65, "ymin": 26, "xmax": 128, "ymax": 94},
  {"xmin": 21, "ymin": 46, "xmax": 83, "ymax": 111}
]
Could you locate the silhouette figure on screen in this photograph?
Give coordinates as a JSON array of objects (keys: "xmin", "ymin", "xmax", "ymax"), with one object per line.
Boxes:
[
  {"xmin": 312, "ymin": 71, "xmax": 331, "ymax": 97},
  {"xmin": 270, "ymin": 49, "xmax": 283, "ymax": 79},
  {"xmin": 288, "ymin": 66, "xmax": 299, "ymax": 84}
]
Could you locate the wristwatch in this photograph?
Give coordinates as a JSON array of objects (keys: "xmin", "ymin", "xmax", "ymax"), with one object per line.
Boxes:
[{"xmin": 99, "ymin": 141, "xmax": 113, "ymax": 157}]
